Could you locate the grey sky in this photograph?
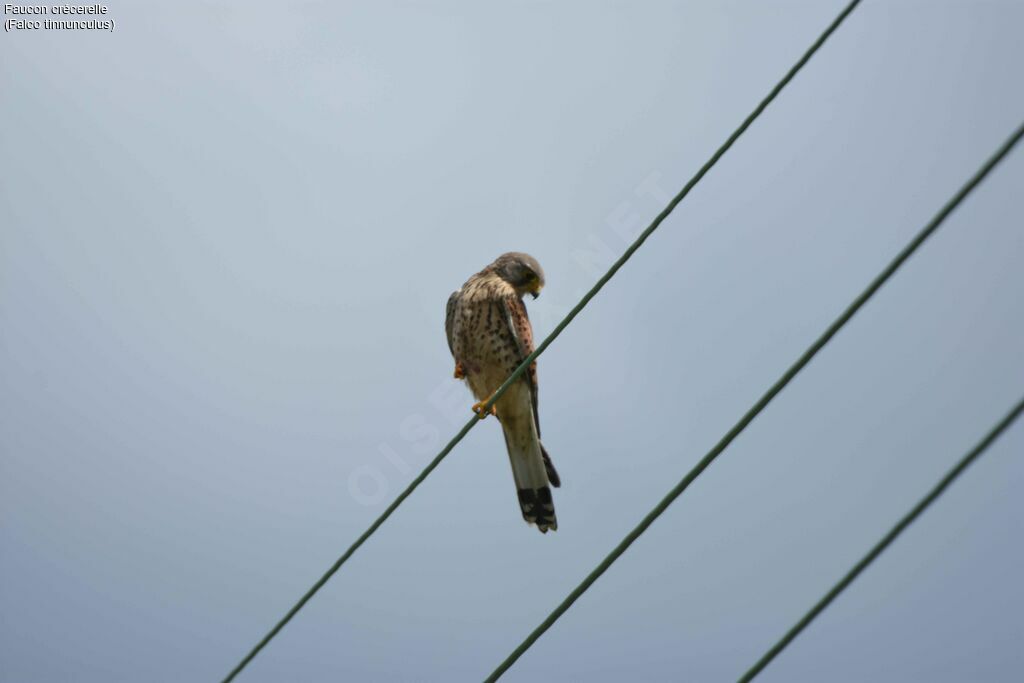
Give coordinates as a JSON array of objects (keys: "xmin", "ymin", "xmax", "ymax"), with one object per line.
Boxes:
[{"xmin": 2, "ymin": 1, "xmax": 1022, "ymax": 681}]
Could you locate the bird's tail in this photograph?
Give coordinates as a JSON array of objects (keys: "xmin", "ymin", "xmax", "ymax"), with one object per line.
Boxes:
[{"xmin": 501, "ymin": 417, "xmax": 558, "ymax": 533}]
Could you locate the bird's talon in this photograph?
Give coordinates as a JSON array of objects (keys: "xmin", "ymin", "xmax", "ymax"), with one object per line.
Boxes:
[
  {"xmin": 472, "ymin": 401, "xmax": 497, "ymax": 419},
  {"xmin": 454, "ymin": 361, "xmax": 466, "ymax": 379}
]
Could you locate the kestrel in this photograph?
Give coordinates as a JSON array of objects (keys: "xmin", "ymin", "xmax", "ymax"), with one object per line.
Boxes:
[{"xmin": 445, "ymin": 252, "xmax": 560, "ymax": 533}]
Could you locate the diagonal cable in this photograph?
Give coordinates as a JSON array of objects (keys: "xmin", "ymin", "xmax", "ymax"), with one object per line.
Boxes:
[
  {"xmin": 738, "ymin": 395, "xmax": 1024, "ymax": 682},
  {"xmin": 484, "ymin": 120, "xmax": 1024, "ymax": 682},
  {"xmin": 221, "ymin": 1, "xmax": 862, "ymax": 680}
]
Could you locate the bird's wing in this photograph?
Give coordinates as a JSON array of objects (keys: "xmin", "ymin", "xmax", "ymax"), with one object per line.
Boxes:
[
  {"xmin": 445, "ymin": 290, "xmax": 459, "ymax": 357},
  {"xmin": 501, "ymin": 293, "xmax": 560, "ymax": 487},
  {"xmin": 496, "ymin": 296, "xmax": 556, "ymax": 531},
  {"xmin": 500, "ymin": 294, "xmax": 540, "ymax": 436}
]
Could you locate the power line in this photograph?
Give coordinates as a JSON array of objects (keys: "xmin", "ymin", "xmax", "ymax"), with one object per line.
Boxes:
[
  {"xmin": 738, "ymin": 395, "xmax": 1024, "ymax": 682},
  {"xmin": 483, "ymin": 120, "xmax": 1024, "ymax": 682},
  {"xmin": 220, "ymin": 1, "xmax": 864, "ymax": 679},
  {"xmin": 220, "ymin": 420, "xmax": 479, "ymax": 683}
]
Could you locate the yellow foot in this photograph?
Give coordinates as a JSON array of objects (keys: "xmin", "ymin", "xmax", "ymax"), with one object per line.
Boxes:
[
  {"xmin": 454, "ymin": 361, "xmax": 465, "ymax": 379},
  {"xmin": 472, "ymin": 401, "xmax": 497, "ymax": 419}
]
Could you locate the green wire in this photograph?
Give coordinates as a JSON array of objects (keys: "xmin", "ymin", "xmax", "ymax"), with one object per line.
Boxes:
[
  {"xmin": 220, "ymin": 418, "xmax": 480, "ymax": 683},
  {"xmin": 483, "ymin": 120, "xmax": 1024, "ymax": 682},
  {"xmin": 221, "ymin": 1, "xmax": 864, "ymax": 680},
  {"xmin": 738, "ymin": 396, "xmax": 1024, "ymax": 682}
]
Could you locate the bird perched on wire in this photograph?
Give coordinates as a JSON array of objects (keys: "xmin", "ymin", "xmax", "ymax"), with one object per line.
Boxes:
[{"xmin": 446, "ymin": 252, "xmax": 561, "ymax": 533}]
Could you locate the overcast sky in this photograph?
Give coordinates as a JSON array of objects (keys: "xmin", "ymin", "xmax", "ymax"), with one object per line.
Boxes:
[{"xmin": 2, "ymin": 1, "xmax": 1023, "ymax": 681}]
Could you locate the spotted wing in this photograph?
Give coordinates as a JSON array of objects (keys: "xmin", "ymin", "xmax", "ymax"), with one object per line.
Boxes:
[
  {"xmin": 445, "ymin": 290, "xmax": 460, "ymax": 357},
  {"xmin": 500, "ymin": 294, "xmax": 540, "ymax": 435}
]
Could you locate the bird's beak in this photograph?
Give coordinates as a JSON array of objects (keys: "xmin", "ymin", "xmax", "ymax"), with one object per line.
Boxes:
[{"xmin": 525, "ymin": 276, "xmax": 543, "ymax": 299}]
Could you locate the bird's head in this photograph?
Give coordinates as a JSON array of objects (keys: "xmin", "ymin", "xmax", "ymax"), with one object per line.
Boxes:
[{"xmin": 493, "ymin": 252, "xmax": 545, "ymax": 299}]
